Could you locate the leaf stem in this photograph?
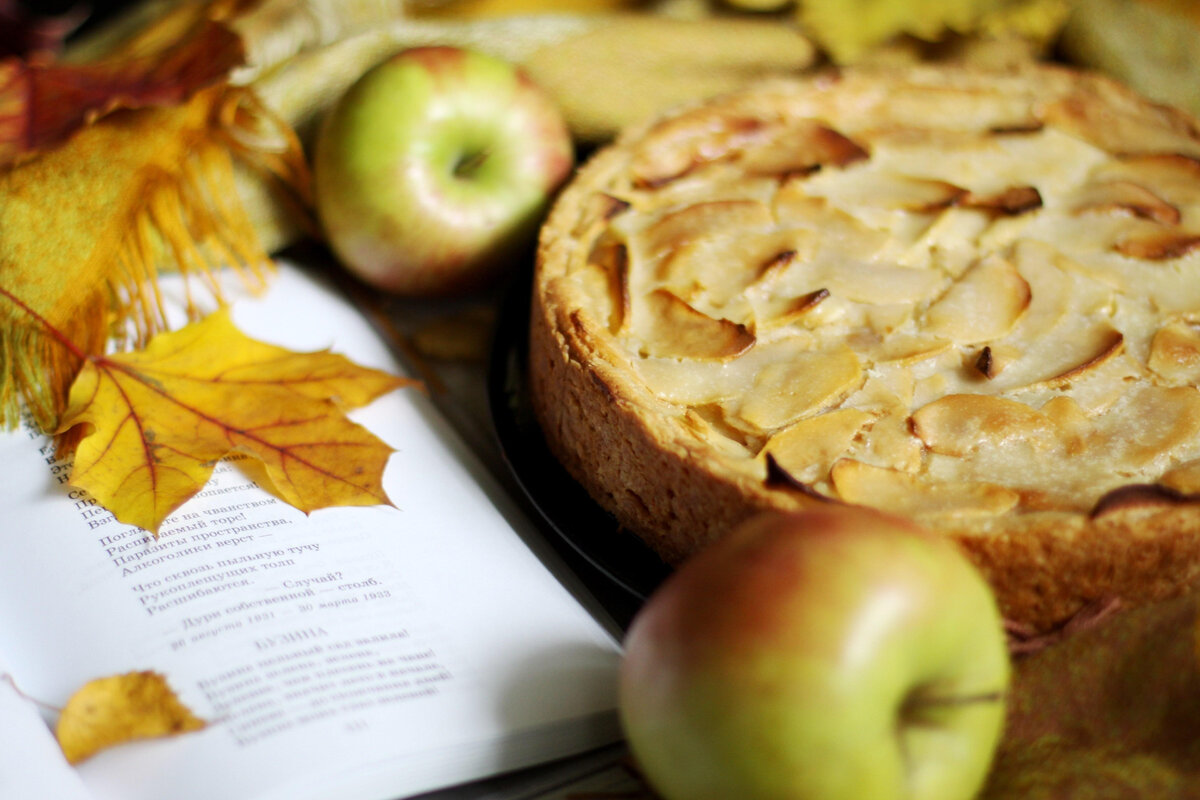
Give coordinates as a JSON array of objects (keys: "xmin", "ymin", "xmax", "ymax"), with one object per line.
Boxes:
[
  {"xmin": 0, "ymin": 283, "xmax": 89, "ymax": 362},
  {"xmin": 2, "ymin": 673, "xmax": 62, "ymax": 714}
]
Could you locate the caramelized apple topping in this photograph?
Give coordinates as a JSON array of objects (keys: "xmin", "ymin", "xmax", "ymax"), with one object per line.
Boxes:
[
  {"xmin": 1149, "ymin": 321, "xmax": 1200, "ymax": 383},
  {"xmin": 640, "ymin": 200, "xmax": 774, "ymax": 258},
  {"xmin": 631, "ymin": 110, "xmax": 770, "ymax": 187},
  {"xmin": 571, "ymin": 192, "xmax": 630, "ymax": 237},
  {"xmin": 556, "ymin": 68, "xmax": 1200, "ymax": 520},
  {"xmin": 816, "ymin": 171, "xmax": 967, "ymax": 213},
  {"xmin": 912, "ymin": 394, "xmax": 1053, "ymax": 457},
  {"xmin": 740, "ymin": 121, "xmax": 869, "ymax": 177},
  {"xmin": 1089, "ymin": 484, "xmax": 1200, "ymax": 519},
  {"xmin": 1113, "ymin": 233, "xmax": 1200, "ymax": 261},
  {"xmin": 830, "ymin": 459, "xmax": 1019, "ymax": 518},
  {"xmin": 593, "ymin": 192, "xmax": 631, "ymax": 220},
  {"xmin": 586, "ymin": 232, "xmax": 630, "ymax": 333},
  {"xmin": 756, "ymin": 249, "xmax": 798, "ymax": 280},
  {"xmin": 923, "ymin": 255, "xmax": 1031, "ymax": 344},
  {"xmin": 762, "ymin": 453, "xmax": 836, "ymax": 501},
  {"xmin": 860, "ymin": 333, "xmax": 951, "ymax": 366},
  {"xmin": 988, "ymin": 121, "xmax": 1045, "ymax": 135},
  {"xmin": 1072, "ymin": 180, "xmax": 1181, "ymax": 225},
  {"xmin": 734, "ymin": 347, "xmax": 862, "ymax": 431},
  {"xmin": 1040, "ymin": 396, "xmax": 1091, "ymax": 455},
  {"xmin": 1041, "ymin": 88, "xmax": 1200, "ymax": 159},
  {"xmin": 1112, "ymin": 386, "xmax": 1200, "ymax": 467},
  {"xmin": 778, "ymin": 288, "xmax": 831, "ymax": 321},
  {"xmin": 1090, "ymin": 155, "xmax": 1200, "ymax": 209},
  {"xmin": 761, "ymin": 408, "xmax": 873, "ymax": 482},
  {"xmin": 1027, "ymin": 328, "xmax": 1126, "ymax": 389},
  {"xmin": 975, "ymin": 346, "xmax": 995, "ymax": 378},
  {"xmin": 1161, "ymin": 460, "xmax": 1200, "ymax": 494},
  {"xmin": 639, "ymin": 289, "xmax": 755, "ymax": 360},
  {"xmin": 959, "ymin": 185, "xmax": 1043, "ymax": 216}
]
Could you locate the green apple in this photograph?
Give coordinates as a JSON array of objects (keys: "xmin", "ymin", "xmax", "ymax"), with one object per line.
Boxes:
[
  {"xmin": 619, "ymin": 506, "xmax": 1010, "ymax": 800},
  {"xmin": 312, "ymin": 46, "xmax": 574, "ymax": 296}
]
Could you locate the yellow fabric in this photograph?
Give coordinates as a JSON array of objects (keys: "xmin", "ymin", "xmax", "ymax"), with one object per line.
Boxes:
[{"xmin": 0, "ymin": 83, "xmax": 308, "ymax": 434}]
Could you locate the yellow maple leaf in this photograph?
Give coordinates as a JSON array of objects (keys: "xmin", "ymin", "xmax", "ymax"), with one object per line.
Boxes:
[
  {"xmin": 55, "ymin": 671, "xmax": 206, "ymax": 764},
  {"xmin": 56, "ymin": 308, "xmax": 414, "ymax": 532}
]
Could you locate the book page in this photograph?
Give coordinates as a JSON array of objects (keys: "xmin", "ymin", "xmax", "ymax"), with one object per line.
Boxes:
[
  {"xmin": 0, "ymin": 260, "xmax": 622, "ymax": 800},
  {"xmin": 0, "ymin": 658, "xmax": 92, "ymax": 800}
]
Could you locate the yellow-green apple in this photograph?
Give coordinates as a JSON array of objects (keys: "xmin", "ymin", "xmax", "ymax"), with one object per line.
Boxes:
[
  {"xmin": 312, "ymin": 46, "xmax": 574, "ymax": 296},
  {"xmin": 619, "ymin": 506, "xmax": 1010, "ymax": 800}
]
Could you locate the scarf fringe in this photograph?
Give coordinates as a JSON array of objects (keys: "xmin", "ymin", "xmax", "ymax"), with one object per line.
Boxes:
[{"xmin": 1, "ymin": 85, "xmax": 313, "ymax": 438}]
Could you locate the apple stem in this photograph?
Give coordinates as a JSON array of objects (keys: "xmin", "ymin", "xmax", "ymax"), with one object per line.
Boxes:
[
  {"xmin": 2, "ymin": 672, "xmax": 62, "ymax": 714},
  {"xmin": 910, "ymin": 690, "xmax": 1005, "ymax": 708},
  {"xmin": 902, "ymin": 688, "xmax": 1005, "ymax": 724},
  {"xmin": 454, "ymin": 148, "xmax": 491, "ymax": 179}
]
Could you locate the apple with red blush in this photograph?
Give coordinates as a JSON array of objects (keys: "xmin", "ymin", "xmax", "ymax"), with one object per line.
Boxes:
[
  {"xmin": 619, "ymin": 505, "xmax": 1011, "ymax": 800},
  {"xmin": 312, "ymin": 46, "xmax": 575, "ymax": 296}
]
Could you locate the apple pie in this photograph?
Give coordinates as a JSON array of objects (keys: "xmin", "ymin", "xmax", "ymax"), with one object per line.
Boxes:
[{"xmin": 528, "ymin": 63, "xmax": 1200, "ymax": 631}]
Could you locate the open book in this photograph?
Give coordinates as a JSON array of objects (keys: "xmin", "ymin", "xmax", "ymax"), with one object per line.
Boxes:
[{"xmin": 0, "ymin": 259, "xmax": 624, "ymax": 800}]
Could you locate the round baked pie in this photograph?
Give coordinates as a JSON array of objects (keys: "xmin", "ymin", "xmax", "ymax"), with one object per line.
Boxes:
[{"xmin": 528, "ymin": 63, "xmax": 1200, "ymax": 631}]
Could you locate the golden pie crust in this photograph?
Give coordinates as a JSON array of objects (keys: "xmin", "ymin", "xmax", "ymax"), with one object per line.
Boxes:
[{"xmin": 528, "ymin": 63, "xmax": 1200, "ymax": 631}]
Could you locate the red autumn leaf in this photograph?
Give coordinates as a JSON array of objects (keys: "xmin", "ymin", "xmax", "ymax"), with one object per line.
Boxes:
[{"xmin": 0, "ymin": 17, "xmax": 244, "ymax": 165}]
